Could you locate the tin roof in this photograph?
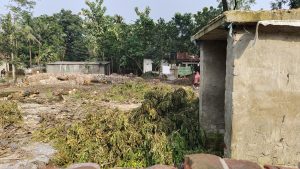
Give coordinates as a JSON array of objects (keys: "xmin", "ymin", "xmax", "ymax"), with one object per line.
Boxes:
[
  {"xmin": 177, "ymin": 52, "xmax": 200, "ymax": 62},
  {"xmin": 191, "ymin": 9, "xmax": 300, "ymax": 41},
  {"xmin": 47, "ymin": 61, "xmax": 110, "ymax": 65}
]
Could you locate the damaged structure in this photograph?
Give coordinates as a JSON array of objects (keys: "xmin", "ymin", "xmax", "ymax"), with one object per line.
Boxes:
[
  {"xmin": 46, "ymin": 61, "xmax": 111, "ymax": 75},
  {"xmin": 192, "ymin": 10, "xmax": 300, "ymax": 167}
]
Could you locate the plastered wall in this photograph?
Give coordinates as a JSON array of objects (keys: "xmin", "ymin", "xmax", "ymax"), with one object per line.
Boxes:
[
  {"xmin": 199, "ymin": 41, "xmax": 227, "ymax": 133},
  {"xmin": 226, "ymin": 26, "xmax": 300, "ymax": 167}
]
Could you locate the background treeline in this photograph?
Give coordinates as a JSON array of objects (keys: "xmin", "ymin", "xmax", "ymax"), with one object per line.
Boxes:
[{"xmin": 0, "ymin": 0, "xmax": 299, "ymax": 75}]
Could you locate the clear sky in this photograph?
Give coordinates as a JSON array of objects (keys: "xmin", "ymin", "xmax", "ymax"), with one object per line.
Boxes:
[{"xmin": 0, "ymin": 0, "xmax": 274, "ymax": 22}]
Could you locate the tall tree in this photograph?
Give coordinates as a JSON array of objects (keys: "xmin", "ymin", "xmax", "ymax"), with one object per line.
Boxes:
[
  {"xmin": 219, "ymin": 0, "xmax": 256, "ymax": 10},
  {"xmin": 170, "ymin": 13, "xmax": 197, "ymax": 53},
  {"xmin": 82, "ymin": 0, "xmax": 109, "ymax": 61},
  {"xmin": 1, "ymin": 0, "xmax": 36, "ymax": 82},
  {"xmin": 290, "ymin": 0, "xmax": 300, "ymax": 8},
  {"xmin": 194, "ymin": 6, "xmax": 222, "ymax": 30},
  {"xmin": 21, "ymin": 12, "xmax": 39, "ymax": 67},
  {"xmin": 222, "ymin": 0, "xmax": 229, "ymax": 11},
  {"xmin": 54, "ymin": 10, "xmax": 89, "ymax": 61},
  {"xmin": 271, "ymin": 0, "xmax": 300, "ymax": 9},
  {"xmin": 122, "ymin": 7, "xmax": 156, "ymax": 73},
  {"xmin": 32, "ymin": 15, "xmax": 65, "ymax": 65}
]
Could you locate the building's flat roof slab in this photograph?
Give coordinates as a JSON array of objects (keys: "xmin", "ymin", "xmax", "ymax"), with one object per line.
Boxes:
[{"xmin": 192, "ymin": 9, "xmax": 300, "ymax": 41}]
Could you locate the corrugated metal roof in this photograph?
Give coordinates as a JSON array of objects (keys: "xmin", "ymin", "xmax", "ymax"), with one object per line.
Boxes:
[
  {"xmin": 47, "ymin": 61, "xmax": 110, "ymax": 65},
  {"xmin": 177, "ymin": 52, "xmax": 200, "ymax": 62}
]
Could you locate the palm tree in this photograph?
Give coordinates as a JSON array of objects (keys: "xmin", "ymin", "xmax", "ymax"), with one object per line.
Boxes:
[{"xmin": 23, "ymin": 25, "xmax": 40, "ymax": 68}]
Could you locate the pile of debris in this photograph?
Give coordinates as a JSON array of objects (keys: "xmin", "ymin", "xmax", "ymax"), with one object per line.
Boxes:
[{"xmin": 22, "ymin": 73, "xmax": 136, "ymax": 86}]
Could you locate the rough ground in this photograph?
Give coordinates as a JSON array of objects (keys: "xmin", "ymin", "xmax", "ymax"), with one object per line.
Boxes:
[{"xmin": 0, "ymin": 73, "xmax": 193, "ymax": 169}]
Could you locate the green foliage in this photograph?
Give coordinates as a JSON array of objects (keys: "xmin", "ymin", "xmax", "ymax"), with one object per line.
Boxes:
[
  {"xmin": 194, "ymin": 6, "xmax": 222, "ymax": 31},
  {"xmin": 104, "ymin": 82, "xmax": 171, "ymax": 102},
  {"xmin": 34, "ymin": 87, "xmax": 213, "ymax": 168},
  {"xmin": 0, "ymin": 79, "xmax": 6, "ymax": 83},
  {"xmin": 0, "ymin": 0, "xmax": 258, "ymax": 74},
  {"xmin": 54, "ymin": 10, "xmax": 89, "ymax": 61},
  {"xmin": 0, "ymin": 101, "xmax": 22, "ymax": 128},
  {"xmin": 271, "ymin": 0, "xmax": 300, "ymax": 9},
  {"xmin": 218, "ymin": 0, "xmax": 256, "ymax": 10},
  {"xmin": 290, "ymin": 0, "xmax": 300, "ymax": 8},
  {"xmin": 141, "ymin": 72, "xmax": 159, "ymax": 79}
]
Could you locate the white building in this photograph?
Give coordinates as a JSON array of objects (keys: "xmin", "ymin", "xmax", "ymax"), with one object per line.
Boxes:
[{"xmin": 143, "ymin": 59, "xmax": 153, "ymax": 73}]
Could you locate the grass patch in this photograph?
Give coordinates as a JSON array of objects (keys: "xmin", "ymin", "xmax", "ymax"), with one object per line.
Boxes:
[
  {"xmin": 0, "ymin": 101, "xmax": 22, "ymax": 128},
  {"xmin": 34, "ymin": 87, "xmax": 215, "ymax": 168}
]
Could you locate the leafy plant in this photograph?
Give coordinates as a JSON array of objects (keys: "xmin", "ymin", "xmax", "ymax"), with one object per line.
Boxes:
[
  {"xmin": 104, "ymin": 82, "xmax": 172, "ymax": 103},
  {"xmin": 33, "ymin": 87, "xmax": 220, "ymax": 168},
  {"xmin": 0, "ymin": 101, "xmax": 22, "ymax": 128}
]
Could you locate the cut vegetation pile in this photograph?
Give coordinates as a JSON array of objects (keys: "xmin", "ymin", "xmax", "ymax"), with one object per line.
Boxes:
[
  {"xmin": 104, "ymin": 82, "xmax": 172, "ymax": 103},
  {"xmin": 34, "ymin": 87, "xmax": 208, "ymax": 168},
  {"xmin": 0, "ymin": 101, "xmax": 22, "ymax": 128}
]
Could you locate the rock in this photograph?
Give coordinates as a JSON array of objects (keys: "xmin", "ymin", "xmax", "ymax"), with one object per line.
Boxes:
[
  {"xmin": 184, "ymin": 154, "xmax": 223, "ymax": 169},
  {"xmin": 264, "ymin": 165, "xmax": 298, "ymax": 169},
  {"xmin": 22, "ymin": 90, "xmax": 31, "ymax": 97},
  {"xmin": 40, "ymin": 164, "xmax": 59, "ymax": 169},
  {"xmin": 66, "ymin": 163, "xmax": 100, "ymax": 169},
  {"xmin": 146, "ymin": 164, "xmax": 177, "ymax": 169},
  {"xmin": 22, "ymin": 89, "xmax": 39, "ymax": 97},
  {"xmin": 57, "ymin": 76, "xmax": 69, "ymax": 81},
  {"xmin": 184, "ymin": 154, "xmax": 264, "ymax": 169},
  {"xmin": 90, "ymin": 79, "xmax": 101, "ymax": 83},
  {"xmin": 224, "ymin": 159, "xmax": 262, "ymax": 169}
]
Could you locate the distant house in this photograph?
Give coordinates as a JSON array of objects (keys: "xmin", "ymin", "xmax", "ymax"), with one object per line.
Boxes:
[
  {"xmin": 192, "ymin": 10, "xmax": 300, "ymax": 167},
  {"xmin": 46, "ymin": 61, "xmax": 111, "ymax": 75},
  {"xmin": 176, "ymin": 52, "xmax": 200, "ymax": 68}
]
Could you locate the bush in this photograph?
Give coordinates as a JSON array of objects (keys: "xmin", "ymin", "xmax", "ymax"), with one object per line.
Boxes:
[
  {"xmin": 141, "ymin": 72, "xmax": 159, "ymax": 79},
  {"xmin": 0, "ymin": 101, "xmax": 22, "ymax": 128},
  {"xmin": 34, "ymin": 87, "xmax": 212, "ymax": 168},
  {"xmin": 104, "ymin": 82, "xmax": 172, "ymax": 103},
  {"xmin": 0, "ymin": 78, "xmax": 6, "ymax": 83}
]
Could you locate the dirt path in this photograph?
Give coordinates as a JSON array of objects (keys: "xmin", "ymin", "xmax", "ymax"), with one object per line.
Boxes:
[
  {"xmin": 0, "ymin": 102, "xmax": 62, "ymax": 169},
  {"xmin": 0, "ymin": 83, "xmax": 143, "ymax": 169}
]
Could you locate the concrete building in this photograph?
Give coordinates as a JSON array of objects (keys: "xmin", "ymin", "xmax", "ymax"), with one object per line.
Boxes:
[
  {"xmin": 192, "ymin": 10, "xmax": 300, "ymax": 167},
  {"xmin": 46, "ymin": 61, "xmax": 111, "ymax": 75}
]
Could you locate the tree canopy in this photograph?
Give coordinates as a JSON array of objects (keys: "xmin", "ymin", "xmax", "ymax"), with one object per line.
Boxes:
[
  {"xmin": 271, "ymin": 0, "xmax": 300, "ymax": 9},
  {"xmin": 0, "ymin": 0, "xmax": 258, "ymax": 75}
]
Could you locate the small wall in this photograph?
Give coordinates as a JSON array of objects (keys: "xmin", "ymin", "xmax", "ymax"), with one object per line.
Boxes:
[
  {"xmin": 47, "ymin": 64, "xmax": 101, "ymax": 74},
  {"xmin": 227, "ymin": 26, "xmax": 300, "ymax": 167},
  {"xmin": 199, "ymin": 41, "xmax": 227, "ymax": 133}
]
